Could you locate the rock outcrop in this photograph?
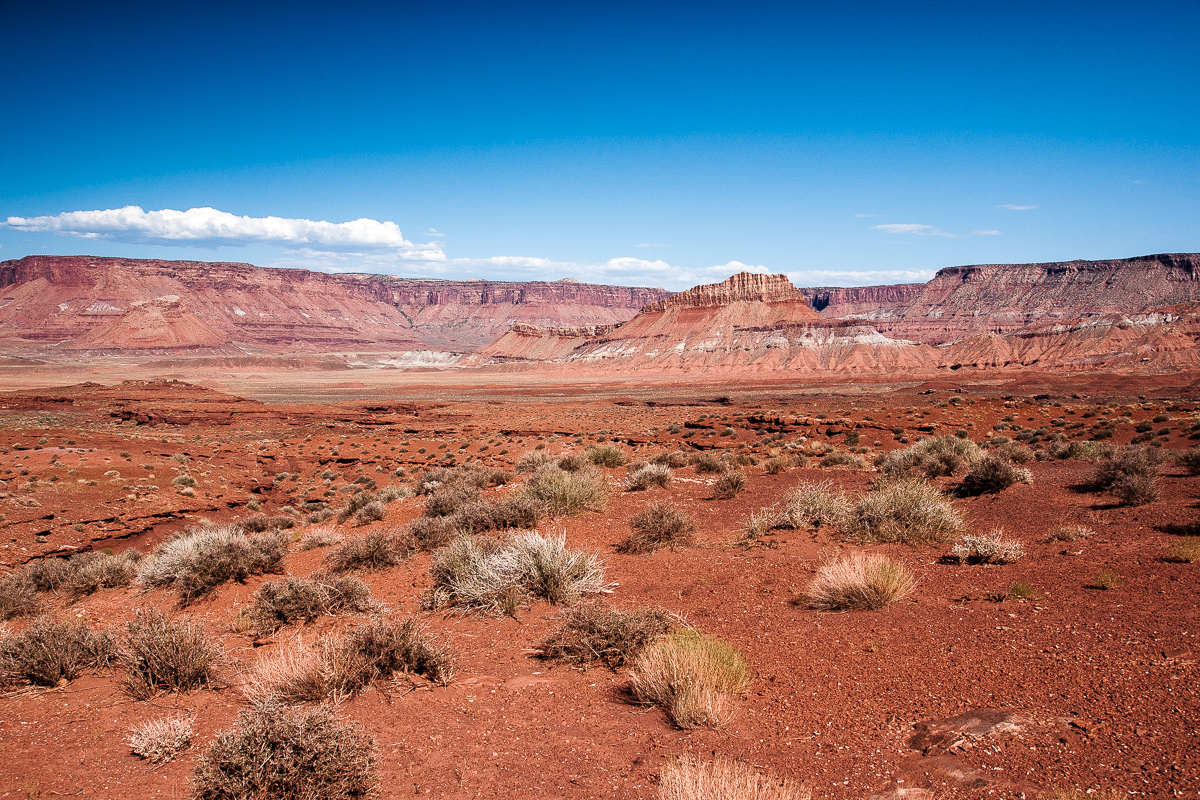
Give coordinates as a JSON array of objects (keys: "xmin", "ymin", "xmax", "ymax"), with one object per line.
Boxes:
[
  {"xmin": 800, "ymin": 283, "xmax": 924, "ymax": 319},
  {"xmin": 811, "ymin": 253, "xmax": 1200, "ymax": 344},
  {"xmin": 0, "ymin": 256, "xmax": 670, "ymax": 354},
  {"xmin": 477, "ymin": 272, "xmax": 935, "ymax": 375}
]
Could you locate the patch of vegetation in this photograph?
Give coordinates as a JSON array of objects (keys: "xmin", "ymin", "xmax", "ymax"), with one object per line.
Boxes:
[
  {"xmin": 127, "ymin": 715, "xmax": 193, "ymax": 764},
  {"xmin": 1165, "ymin": 539, "xmax": 1200, "ymax": 563},
  {"xmin": 650, "ymin": 450, "xmax": 690, "ymax": 468},
  {"xmin": 538, "ymin": 603, "xmax": 676, "ymax": 669},
  {"xmin": 249, "ymin": 576, "xmax": 374, "ymax": 634},
  {"xmin": 624, "ymin": 463, "xmax": 672, "ymax": 491},
  {"xmin": 806, "ymin": 551, "xmax": 915, "ymax": 611},
  {"xmin": 519, "ymin": 464, "xmax": 607, "ymax": 516},
  {"xmin": 819, "ymin": 451, "xmax": 867, "ymax": 470},
  {"xmin": 1092, "ymin": 569, "xmax": 1121, "ymax": 590},
  {"xmin": 847, "ymin": 479, "xmax": 964, "ymax": 545},
  {"xmin": 246, "ymin": 617, "xmax": 455, "ymax": 703},
  {"xmin": 658, "ymin": 756, "xmax": 810, "ymax": 800},
  {"xmin": 323, "ymin": 532, "xmax": 408, "ymax": 574},
  {"xmin": 689, "ymin": 452, "xmax": 727, "ymax": 474},
  {"xmin": 775, "ymin": 481, "xmax": 854, "ymax": 532},
  {"xmin": 21, "ymin": 549, "xmax": 142, "ymax": 598},
  {"xmin": 950, "ymin": 530, "xmax": 1025, "ymax": 564},
  {"xmin": 628, "ymin": 629, "xmax": 750, "ymax": 729},
  {"xmin": 425, "ymin": 532, "xmax": 607, "ymax": 614},
  {"xmin": 137, "ymin": 525, "xmax": 288, "ymax": 605},
  {"xmin": 1089, "ymin": 445, "xmax": 1162, "ymax": 506},
  {"xmin": 875, "ymin": 435, "xmax": 981, "ymax": 481},
  {"xmin": 298, "ymin": 527, "xmax": 343, "ymax": 550},
  {"xmin": 956, "ymin": 455, "xmax": 1033, "ymax": 496},
  {"xmin": 711, "ymin": 470, "xmax": 747, "ymax": 500},
  {"xmin": 192, "ymin": 703, "xmax": 377, "ymax": 800},
  {"xmin": 122, "ymin": 609, "xmax": 219, "ymax": 699},
  {"xmin": 0, "ymin": 616, "xmax": 115, "ymax": 687},
  {"xmin": 621, "ymin": 503, "xmax": 697, "ymax": 554},
  {"xmin": 585, "ymin": 444, "xmax": 627, "ymax": 468},
  {"xmin": 0, "ymin": 573, "xmax": 40, "ymax": 619},
  {"xmin": 763, "ymin": 456, "xmax": 789, "ymax": 475}
]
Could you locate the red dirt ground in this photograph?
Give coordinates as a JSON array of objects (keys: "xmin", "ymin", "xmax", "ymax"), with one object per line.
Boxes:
[{"xmin": 0, "ymin": 369, "xmax": 1197, "ymax": 800}]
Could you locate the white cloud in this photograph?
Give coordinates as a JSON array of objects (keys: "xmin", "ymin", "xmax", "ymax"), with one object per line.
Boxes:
[
  {"xmin": 998, "ymin": 204, "xmax": 1038, "ymax": 211},
  {"xmin": 635, "ymin": 242, "xmax": 667, "ymax": 248},
  {"xmin": 4, "ymin": 206, "xmax": 443, "ymax": 259},
  {"xmin": 786, "ymin": 268, "xmax": 937, "ymax": 287},
  {"xmin": 854, "ymin": 213, "xmax": 879, "ymax": 218},
  {"xmin": 426, "ymin": 228, "xmax": 445, "ymax": 237},
  {"xmin": 872, "ymin": 223, "xmax": 999, "ymax": 238}
]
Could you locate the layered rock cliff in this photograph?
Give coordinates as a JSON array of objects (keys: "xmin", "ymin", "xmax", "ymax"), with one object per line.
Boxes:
[
  {"xmin": 800, "ymin": 283, "xmax": 924, "ymax": 319},
  {"xmin": 0, "ymin": 256, "xmax": 670, "ymax": 354},
  {"xmin": 643, "ymin": 272, "xmax": 807, "ymax": 311},
  {"xmin": 814, "ymin": 253, "xmax": 1200, "ymax": 344}
]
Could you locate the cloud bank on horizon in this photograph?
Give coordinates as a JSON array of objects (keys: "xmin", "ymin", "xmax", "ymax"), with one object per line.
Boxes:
[{"xmin": 4, "ymin": 206, "xmax": 934, "ymax": 289}]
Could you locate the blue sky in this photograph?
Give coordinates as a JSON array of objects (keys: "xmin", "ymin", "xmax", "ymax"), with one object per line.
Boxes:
[{"xmin": 1, "ymin": 1, "xmax": 1197, "ymax": 290}]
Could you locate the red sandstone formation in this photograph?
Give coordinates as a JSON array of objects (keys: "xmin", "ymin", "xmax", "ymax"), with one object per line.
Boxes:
[
  {"xmin": 812, "ymin": 253, "xmax": 1200, "ymax": 344},
  {"xmin": 0, "ymin": 256, "xmax": 670, "ymax": 354},
  {"xmin": 799, "ymin": 283, "xmax": 923, "ymax": 320}
]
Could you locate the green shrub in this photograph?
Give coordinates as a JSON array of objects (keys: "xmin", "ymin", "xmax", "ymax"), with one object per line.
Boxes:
[
  {"xmin": 538, "ymin": 603, "xmax": 675, "ymax": 669},
  {"xmin": 620, "ymin": 504, "xmax": 696, "ymax": 554},
  {"xmin": 0, "ymin": 616, "xmax": 115, "ymax": 687},
  {"xmin": 122, "ymin": 609, "xmax": 218, "ymax": 699},
  {"xmin": 192, "ymin": 704, "xmax": 377, "ymax": 800},
  {"xmin": 807, "ymin": 551, "xmax": 915, "ymax": 611},
  {"xmin": 137, "ymin": 525, "xmax": 288, "ymax": 604}
]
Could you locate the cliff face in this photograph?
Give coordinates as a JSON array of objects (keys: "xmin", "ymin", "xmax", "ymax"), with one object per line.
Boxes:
[
  {"xmin": 800, "ymin": 284, "xmax": 924, "ymax": 319},
  {"xmin": 643, "ymin": 272, "xmax": 808, "ymax": 312},
  {"xmin": 861, "ymin": 253, "xmax": 1200, "ymax": 344},
  {"xmin": 0, "ymin": 256, "xmax": 670, "ymax": 354}
]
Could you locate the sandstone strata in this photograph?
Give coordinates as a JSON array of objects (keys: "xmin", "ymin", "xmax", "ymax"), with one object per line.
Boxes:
[
  {"xmin": 800, "ymin": 283, "xmax": 924, "ymax": 319},
  {"xmin": 0, "ymin": 256, "xmax": 670, "ymax": 354}
]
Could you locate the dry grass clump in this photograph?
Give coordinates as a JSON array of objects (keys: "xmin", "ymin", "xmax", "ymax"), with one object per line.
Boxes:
[
  {"xmin": 122, "ymin": 609, "xmax": 219, "ymax": 699},
  {"xmin": 620, "ymin": 503, "xmax": 696, "ymax": 554},
  {"xmin": 1165, "ymin": 539, "xmax": 1200, "ymax": 563},
  {"xmin": 0, "ymin": 616, "xmax": 115, "ymax": 687},
  {"xmin": 246, "ymin": 616, "xmax": 455, "ymax": 702},
  {"xmin": 1040, "ymin": 524, "xmax": 1095, "ymax": 543},
  {"xmin": 137, "ymin": 524, "xmax": 288, "ymax": 605},
  {"xmin": 538, "ymin": 603, "xmax": 676, "ymax": 669},
  {"xmin": 585, "ymin": 444, "xmax": 628, "ymax": 468},
  {"xmin": 450, "ymin": 495, "xmax": 542, "ymax": 533},
  {"xmin": 299, "ymin": 526, "xmax": 343, "ymax": 551},
  {"xmin": 418, "ymin": 464, "xmax": 511, "ymax": 489},
  {"xmin": 956, "ymin": 455, "xmax": 1033, "ymax": 496},
  {"xmin": 819, "ymin": 451, "xmax": 867, "ymax": 470},
  {"xmin": 515, "ymin": 450, "xmax": 556, "ymax": 474},
  {"xmin": 950, "ymin": 530, "xmax": 1025, "ymax": 564},
  {"xmin": 21, "ymin": 550, "xmax": 142, "ymax": 598},
  {"xmin": 423, "ymin": 482, "xmax": 482, "ymax": 517},
  {"xmin": 0, "ymin": 573, "xmax": 40, "ymax": 620},
  {"xmin": 625, "ymin": 463, "xmax": 673, "ymax": 491},
  {"xmin": 249, "ymin": 576, "xmax": 374, "ymax": 634},
  {"xmin": 520, "ymin": 464, "xmax": 607, "ymax": 516},
  {"xmin": 806, "ymin": 552, "xmax": 915, "ymax": 611},
  {"xmin": 651, "ymin": 450, "xmax": 691, "ymax": 469},
  {"xmin": 425, "ymin": 532, "xmax": 607, "ymax": 614},
  {"xmin": 1046, "ymin": 439, "xmax": 1104, "ymax": 461},
  {"xmin": 323, "ymin": 531, "xmax": 408, "ymax": 574},
  {"xmin": 776, "ymin": 481, "xmax": 854, "ymax": 532},
  {"xmin": 690, "ymin": 452, "xmax": 727, "ymax": 474},
  {"xmin": 239, "ymin": 513, "xmax": 296, "ymax": 533},
  {"xmin": 628, "ymin": 629, "xmax": 750, "ymax": 729},
  {"xmin": 658, "ymin": 756, "xmax": 811, "ymax": 800},
  {"xmin": 847, "ymin": 479, "xmax": 964, "ymax": 545},
  {"xmin": 711, "ymin": 471, "xmax": 747, "ymax": 500},
  {"xmin": 763, "ymin": 456, "xmax": 789, "ymax": 475},
  {"xmin": 875, "ymin": 435, "xmax": 981, "ymax": 481},
  {"xmin": 127, "ymin": 715, "xmax": 193, "ymax": 764},
  {"xmin": 1089, "ymin": 445, "xmax": 1163, "ymax": 506},
  {"xmin": 192, "ymin": 703, "xmax": 377, "ymax": 800}
]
